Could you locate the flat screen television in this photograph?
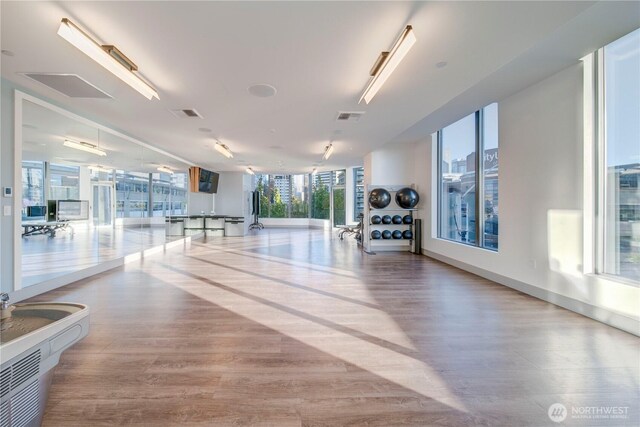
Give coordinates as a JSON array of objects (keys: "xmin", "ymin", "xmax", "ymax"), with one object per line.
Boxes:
[{"xmin": 198, "ymin": 169, "xmax": 220, "ymax": 194}]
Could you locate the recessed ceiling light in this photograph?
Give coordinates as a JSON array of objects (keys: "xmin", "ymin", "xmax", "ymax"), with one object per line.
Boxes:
[
  {"xmin": 1, "ymin": 50, "xmax": 15, "ymax": 57},
  {"xmin": 436, "ymin": 61, "xmax": 448, "ymax": 68},
  {"xmin": 198, "ymin": 127, "xmax": 212, "ymax": 133},
  {"xmin": 248, "ymin": 83, "xmax": 277, "ymax": 98}
]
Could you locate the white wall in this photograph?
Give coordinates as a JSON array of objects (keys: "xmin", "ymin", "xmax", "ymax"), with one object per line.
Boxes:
[
  {"xmin": 0, "ymin": 80, "xmax": 15, "ymax": 293},
  {"xmin": 363, "ymin": 143, "xmax": 418, "ymax": 252},
  {"xmin": 381, "ymin": 63, "xmax": 639, "ymax": 334},
  {"xmin": 214, "ymin": 172, "xmax": 245, "ymax": 216},
  {"xmin": 187, "ymin": 192, "xmax": 214, "ymax": 215}
]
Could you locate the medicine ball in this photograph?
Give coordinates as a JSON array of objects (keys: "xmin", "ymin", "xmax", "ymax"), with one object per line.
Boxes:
[
  {"xmin": 392, "ymin": 230, "xmax": 403, "ymax": 239},
  {"xmin": 392, "ymin": 215, "xmax": 403, "ymax": 224},
  {"xmin": 369, "ymin": 188, "xmax": 391, "ymax": 209},
  {"xmin": 402, "ymin": 230, "xmax": 413, "ymax": 239},
  {"xmin": 395, "ymin": 187, "xmax": 420, "ymax": 209},
  {"xmin": 382, "ymin": 215, "xmax": 392, "ymax": 224},
  {"xmin": 371, "ymin": 215, "xmax": 382, "ymax": 224},
  {"xmin": 371, "ymin": 230, "xmax": 382, "ymax": 239},
  {"xmin": 381, "ymin": 230, "xmax": 392, "ymax": 239},
  {"xmin": 403, "ymin": 214, "xmax": 413, "ymax": 224}
]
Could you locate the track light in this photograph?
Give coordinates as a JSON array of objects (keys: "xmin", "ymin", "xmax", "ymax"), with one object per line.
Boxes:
[
  {"xmin": 157, "ymin": 166, "xmax": 174, "ymax": 174},
  {"xmin": 323, "ymin": 144, "xmax": 334, "ymax": 160},
  {"xmin": 64, "ymin": 139, "xmax": 106, "ymax": 156},
  {"xmin": 214, "ymin": 141, "xmax": 233, "ymax": 159},
  {"xmin": 57, "ymin": 18, "xmax": 159, "ymax": 100},
  {"xmin": 245, "ymin": 167, "xmax": 255, "ymax": 175},
  {"xmin": 359, "ymin": 25, "xmax": 416, "ymax": 104}
]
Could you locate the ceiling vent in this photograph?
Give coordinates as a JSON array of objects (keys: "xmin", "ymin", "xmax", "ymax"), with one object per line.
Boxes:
[
  {"xmin": 169, "ymin": 109, "xmax": 203, "ymax": 119},
  {"xmin": 336, "ymin": 111, "xmax": 365, "ymax": 122},
  {"xmin": 20, "ymin": 73, "xmax": 112, "ymax": 99}
]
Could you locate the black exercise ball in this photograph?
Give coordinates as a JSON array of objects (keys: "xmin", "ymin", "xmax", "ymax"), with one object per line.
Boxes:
[
  {"xmin": 392, "ymin": 230, "xmax": 403, "ymax": 239},
  {"xmin": 381, "ymin": 230, "xmax": 392, "ymax": 239},
  {"xmin": 402, "ymin": 215, "xmax": 413, "ymax": 224},
  {"xmin": 392, "ymin": 215, "xmax": 403, "ymax": 224},
  {"xmin": 371, "ymin": 215, "xmax": 382, "ymax": 224},
  {"xmin": 369, "ymin": 188, "xmax": 391, "ymax": 209},
  {"xmin": 371, "ymin": 230, "xmax": 382, "ymax": 239},
  {"xmin": 382, "ymin": 215, "xmax": 392, "ymax": 224},
  {"xmin": 395, "ymin": 187, "xmax": 420, "ymax": 209},
  {"xmin": 402, "ymin": 230, "xmax": 413, "ymax": 239}
]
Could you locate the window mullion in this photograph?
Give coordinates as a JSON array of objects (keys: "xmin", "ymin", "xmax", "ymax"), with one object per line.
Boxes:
[{"xmin": 476, "ymin": 110, "xmax": 484, "ymax": 248}]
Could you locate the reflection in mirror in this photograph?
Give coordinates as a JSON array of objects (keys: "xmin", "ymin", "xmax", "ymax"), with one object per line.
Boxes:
[{"xmin": 20, "ymin": 99, "xmax": 189, "ymax": 288}]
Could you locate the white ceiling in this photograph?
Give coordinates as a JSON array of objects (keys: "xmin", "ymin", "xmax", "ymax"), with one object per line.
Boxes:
[{"xmin": 2, "ymin": 1, "xmax": 639, "ymax": 173}]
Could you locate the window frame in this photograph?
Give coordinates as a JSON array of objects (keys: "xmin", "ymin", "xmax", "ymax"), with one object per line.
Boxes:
[
  {"xmin": 436, "ymin": 106, "xmax": 498, "ymax": 251},
  {"xmin": 589, "ymin": 35, "xmax": 639, "ymax": 286}
]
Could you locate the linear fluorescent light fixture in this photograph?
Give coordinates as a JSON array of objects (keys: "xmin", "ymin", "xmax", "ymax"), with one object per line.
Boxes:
[
  {"xmin": 245, "ymin": 167, "xmax": 255, "ymax": 175},
  {"xmin": 64, "ymin": 139, "xmax": 106, "ymax": 156},
  {"xmin": 89, "ymin": 165, "xmax": 112, "ymax": 172},
  {"xmin": 359, "ymin": 25, "xmax": 416, "ymax": 104},
  {"xmin": 214, "ymin": 141, "xmax": 233, "ymax": 159},
  {"xmin": 312, "ymin": 168, "xmax": 318, "ymax": 175},
  {"xmin": 57, "ymin": 18, "xmax": 159, "ymax": 100},
  {"xmin": 323, "ymin": 144, "xmax": 334, "ymax": 160},
  {"xmin": 157, "ymin": 166, "xmax": 174, "ymax": 174}
]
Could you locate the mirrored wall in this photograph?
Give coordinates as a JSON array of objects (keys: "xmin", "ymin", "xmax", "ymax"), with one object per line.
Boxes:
[{"xmin": 18, "ymin": 95, "xmax": 190, "ymax": 288}]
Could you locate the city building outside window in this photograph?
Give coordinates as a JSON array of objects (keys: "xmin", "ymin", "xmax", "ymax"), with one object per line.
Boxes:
[
  {"xmin": 49, "ymin": 163, "xmax": 80, "ymax": 200},
  {"xmin": 353, "ymin": 167, "xmax": 365, "ymax": 221},
  {"xmin": 437, "ymin": 103, "xmax": 499, "ymax": 250}
]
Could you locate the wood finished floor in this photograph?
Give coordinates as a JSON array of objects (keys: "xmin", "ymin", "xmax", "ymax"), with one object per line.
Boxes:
[{"xmin": 28, "ymin": 229, "xmax": 639, "ymax": 426}]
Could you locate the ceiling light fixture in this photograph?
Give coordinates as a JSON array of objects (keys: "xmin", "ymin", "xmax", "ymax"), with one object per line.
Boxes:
[
  {"xmin": 245, "ymin": 167, "xmax": 255, "ymax": 175},
  {"xmin": 323, "ymin": 143, "xmax": 334, "ymax": 160},
  {"xmin": 157, "ymin": 166, "xmax": 174, "ymax": 174},
  {"xmin": 57, "ymin": 18, "xmax": 159, "ymax": 100},
  {"xmin": 359, "ymin": 25, "xmax": 416, "ymax": 104},
  {"xmin": 312, "ymin": 168, "xmax": 318, "ymax": 175},
  {"xmin": 63, "ymin": 139, "xmax": 106, "ymax": 156},
  {"xmin": 214, "ymin": 141, "xmax": 233, "ymax": 159},
  {"xmin": 89, "ymin": 165, "xmax": 112, "ymax": 173}
]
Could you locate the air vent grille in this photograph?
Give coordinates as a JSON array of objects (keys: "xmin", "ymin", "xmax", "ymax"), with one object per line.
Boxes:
[
  {"xmin": 0, "ymin": 368, "xmax": 9, "ymax": 399},
  {"xmin": 336, "ymin": 111, "xmax": 365, "ymax": 122},
  {"xmin": 169, "ymin": 109, "xmax": 203, "ymax": 119},
  {"xmin": 10, "ymin": 350, "xmax": 41, "ymax": 391},
  {"xmin": 20, "ymin": 73, "xmax": 112, "ymax": 99},
  {"xmin": 10, "ymin": 380, "xmax": 39, "ymax": 427},
  {"xmin": 0, "ymin": 400, "xmax": 8, "ymax": 427}
]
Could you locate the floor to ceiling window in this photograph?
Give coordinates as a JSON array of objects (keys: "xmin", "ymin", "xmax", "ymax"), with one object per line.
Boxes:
[
  {"xmin": 353, "ymin": 167, "xmax": 365, "ymax": 221},
  {"xmin": 115, "ymin": 171, "xmax": 150, "ymax": 218},
  {"xmin": 437, "ymin": 103, "xmax": 499, "ymax": 250},
  {"xmin": 22, "ymin": 161, "xmax": 45, "ymax": 211},
  {"xmin": 256, "ymin": 174, "xmax": 310, "ymax": 218},
  {"xmin": 600, "ymin": 28, "xmax": 639, "ymax": 281},
  {"xmin": 49, "ymin": 163, "xmax": 80, "ymax": 200}
]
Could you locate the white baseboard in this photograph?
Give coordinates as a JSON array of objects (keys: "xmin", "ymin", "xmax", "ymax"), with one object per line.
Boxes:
[{"xmin": 422, "ymin": 249, "xmax": 640, "ymax": 337}]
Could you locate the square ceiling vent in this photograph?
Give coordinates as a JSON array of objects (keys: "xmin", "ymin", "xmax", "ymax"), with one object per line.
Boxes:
[
  {"xmin": 169, "ymin": 109, "xmax": 203, "ymax": 119},
  {"xmin": 20, "ymin": 73, "xmax": 112, "ymax": 98},
  {"xmin": 336, "ymin": 111, "xmax": 365, "ymax": 122}
]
